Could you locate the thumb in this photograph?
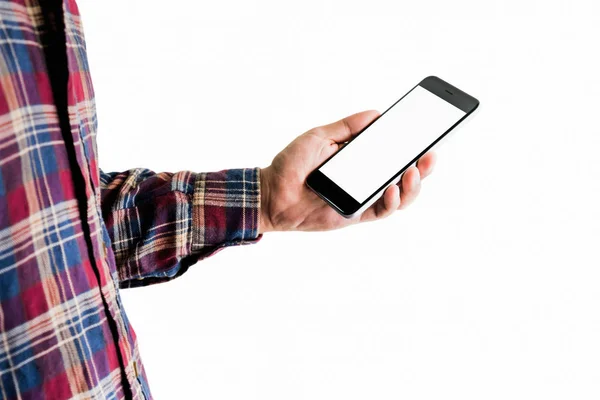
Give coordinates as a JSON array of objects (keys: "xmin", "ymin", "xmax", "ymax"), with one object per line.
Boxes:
[{"xmin": 315, "ymin": 110, "xmax": 380, "ymax": 143}]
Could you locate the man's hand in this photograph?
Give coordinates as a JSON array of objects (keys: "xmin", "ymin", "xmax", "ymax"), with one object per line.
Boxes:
[{"xmin": 259, "ymin": 110, "xmax": 437, "ymax": 233}]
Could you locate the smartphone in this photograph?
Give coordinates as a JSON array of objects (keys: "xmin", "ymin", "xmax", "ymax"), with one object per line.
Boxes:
[{"xmin": 306, "ymin": 76, "xmax": 479, "ymax": 218}]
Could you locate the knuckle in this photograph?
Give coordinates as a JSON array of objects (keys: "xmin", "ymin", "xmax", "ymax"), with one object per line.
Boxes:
[{"xmin": 309, "ymin": 127, "xmax": 325, "ymax": 137}]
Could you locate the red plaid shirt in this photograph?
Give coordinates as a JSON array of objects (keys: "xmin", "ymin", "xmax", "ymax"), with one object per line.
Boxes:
[{"xmin": 0, "ymin": 0, "xmax": 261, "ymax": 398}]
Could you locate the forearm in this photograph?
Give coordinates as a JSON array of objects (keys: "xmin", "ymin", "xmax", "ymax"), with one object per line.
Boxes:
[{"xmin": 100, "ymin": 167, "xmax": 261, "ymax": 287}]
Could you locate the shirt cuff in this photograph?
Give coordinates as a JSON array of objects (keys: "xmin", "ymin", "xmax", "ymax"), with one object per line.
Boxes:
[{"xmin": 191, "ymin": 167, "xmax": 262, "ymax": 253}]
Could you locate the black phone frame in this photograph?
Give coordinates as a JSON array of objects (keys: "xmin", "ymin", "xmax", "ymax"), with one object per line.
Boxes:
[{"xmin": 306, "ymin": 76, "xmax": 480, "ymax": 217}]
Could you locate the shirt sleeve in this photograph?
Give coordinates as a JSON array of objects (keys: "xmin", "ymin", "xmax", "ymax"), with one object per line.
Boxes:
[{"xmin": 99, "ymin": 167, "xmax": 262, "ymax": 288}]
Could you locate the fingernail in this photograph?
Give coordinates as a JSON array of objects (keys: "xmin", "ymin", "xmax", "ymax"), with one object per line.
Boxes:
[{"xmin": 413, "ymin": 172, "xmax": 420, "ymax": 188}]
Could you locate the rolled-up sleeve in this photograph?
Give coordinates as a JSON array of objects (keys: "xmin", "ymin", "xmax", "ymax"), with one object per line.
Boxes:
[{"xmin": 100, "ymin": 167, "xmax": 261, "ymax": 288}]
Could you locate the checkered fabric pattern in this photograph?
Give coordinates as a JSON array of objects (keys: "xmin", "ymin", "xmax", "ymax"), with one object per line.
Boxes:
[{"xmin": 0, "ymin": 0, "xmax": 261, "ymax": 398}]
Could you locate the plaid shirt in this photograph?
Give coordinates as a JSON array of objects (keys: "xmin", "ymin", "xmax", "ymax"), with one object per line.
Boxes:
[{"xmin": 0, "ymin": 0, "xmax": 261, "ymax": 398}]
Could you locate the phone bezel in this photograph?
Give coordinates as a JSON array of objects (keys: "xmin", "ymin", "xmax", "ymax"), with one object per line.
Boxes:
[{"xmin": 306, "ymin": 76, "xmax": 480, "ymax": 218}]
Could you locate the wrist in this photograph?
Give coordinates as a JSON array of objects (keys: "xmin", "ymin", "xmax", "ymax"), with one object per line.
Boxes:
[{"xmin": 259, "ymin": 167, "xmax": 274, "ymax": 234}]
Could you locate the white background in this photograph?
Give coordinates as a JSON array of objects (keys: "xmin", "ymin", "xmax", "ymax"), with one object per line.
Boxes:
[{"xmin": 79, "ymin": 0, "xmax": 600, "ymax": 399}]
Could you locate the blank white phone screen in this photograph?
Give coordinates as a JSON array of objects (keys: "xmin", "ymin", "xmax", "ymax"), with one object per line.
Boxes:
[{"xmin": 319, "ymin": 85, "xmax": 466, "ymax": 203}]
